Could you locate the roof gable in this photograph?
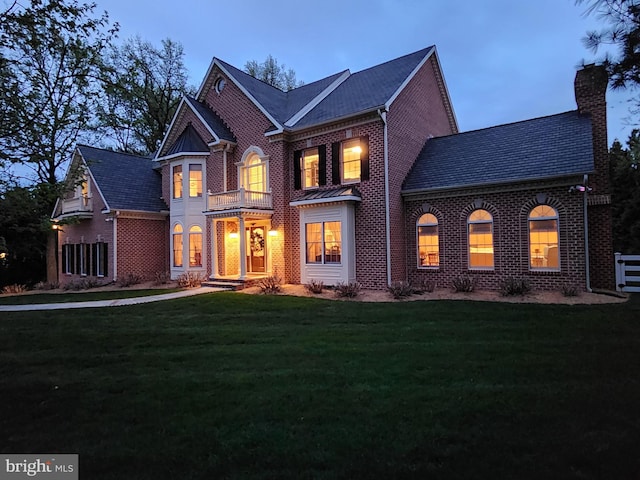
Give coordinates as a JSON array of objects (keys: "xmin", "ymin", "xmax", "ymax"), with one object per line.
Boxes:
[
  {"xmin": 402, "ymin": 111, "xmax": 595, "ymax": 192},
  {"xmin": 78, "ymin": 145, "xmax": 167, "ymax": 212},
  {"xmin": 166, "ymin": 123, "xmax": 209, "ymax": 156}
]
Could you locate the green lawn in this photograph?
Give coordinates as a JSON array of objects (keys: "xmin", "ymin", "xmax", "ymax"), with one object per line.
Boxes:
[
  {"xmin": 0, "ymin": 288, "xmax": 183, "ymax": 305},
  {"xmin": 1, "ymin": 293, "xmax": 639, "ymax": 479}
]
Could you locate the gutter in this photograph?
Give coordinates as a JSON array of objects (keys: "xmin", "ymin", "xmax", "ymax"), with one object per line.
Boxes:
[
  {"xmin": 583, "ymin": 174, "xmax": 592, "ymax": 293},
  {"xmin": 378, "ymin": 107, "xmax": 392, "ymax": 286}
]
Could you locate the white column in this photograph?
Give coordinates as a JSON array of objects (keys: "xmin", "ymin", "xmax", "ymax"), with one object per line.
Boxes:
[
  {"xmin": 211, "ymin": 219, "xmax": 218, "ymax": 279},
  {"xmin": 239, "ymin": 216, "xmax": 246, "ymax": 279}
]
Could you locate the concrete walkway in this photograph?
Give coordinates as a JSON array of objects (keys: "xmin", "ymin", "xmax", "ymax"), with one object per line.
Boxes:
[{"xmin": 0, "ymin": 287, "xmax": 223, "ymax": 312}]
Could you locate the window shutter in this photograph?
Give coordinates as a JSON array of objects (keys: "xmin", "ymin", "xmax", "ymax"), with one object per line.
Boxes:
[
  {"xmin": 70, "ymin": 244, "xmax": 77, "ymax": 274},
  {"xmin": 61, "ymin": 246, "xmax": 67, "ymax": 274},
  {"xmin": 91, "ymin": 244, "xmax": 97, "ymax": 276},
  {"xmin": 102, "ymin": 243, "xmax": 108, "ymax": 276},
  {"xmin": 331, "ymin": 142, "xmax": 341, "ymax": 185},
  {"xmin": 360, "ymin": 136, "xmax": 369, "ymax": 181},
  {"xmin": 293, "ymin": 150, "xmax": 302, "ymax": 190},
  {"xmin": 318, "ymin": 145, "xmax": 327, "ymax": 186}
]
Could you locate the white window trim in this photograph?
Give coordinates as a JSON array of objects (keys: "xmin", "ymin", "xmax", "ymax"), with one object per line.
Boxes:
[{"xmin": 237, "ymin": 146, "xmax": 270, "ymax": 192}]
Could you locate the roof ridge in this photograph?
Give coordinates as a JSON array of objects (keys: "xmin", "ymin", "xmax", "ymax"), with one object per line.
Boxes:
[
  {"xmin": 432, "ymin": 110, "xmax": 582, "ymax": 140},
  {"xmin": 77, "ymin": 144, "xmax": 151, "ymax": 160},
  {"xmin": 350, "ymin": 45, "xmax": 434, "ymax": 76}
]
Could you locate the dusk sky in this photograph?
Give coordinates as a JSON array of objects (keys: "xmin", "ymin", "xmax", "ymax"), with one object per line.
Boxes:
[{"xmin": 100, "ymin": 0, "xmax": 636, "ymax": 144}]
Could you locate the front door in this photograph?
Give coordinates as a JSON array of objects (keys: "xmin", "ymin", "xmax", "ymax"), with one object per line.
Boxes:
[{"xmin": 246, "ymin": 226, "xmax": 266, "ymax": 273}]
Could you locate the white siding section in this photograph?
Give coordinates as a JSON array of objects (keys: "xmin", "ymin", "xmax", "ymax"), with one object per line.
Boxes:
[{"xmin": 299, "ymin": 203, "xmax": 356, "ymax": 285}]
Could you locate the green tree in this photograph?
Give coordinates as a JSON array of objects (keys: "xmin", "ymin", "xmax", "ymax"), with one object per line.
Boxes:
[
  {"xmin": 610, "ymin": 129, "xmax": 640, "ymax": 252},
  {"xmin": 98, "ymin": 37, "xmax": 194, "ymax": 155},
  {"xmin": 0, "ymin": 0, "xmax": 117, "ymax": 284},
  {"xmin": 578, "ymin": 0, "xmax": 640, "ymax": 122},
  {"xmin": 244, "ymin": 55, "xmax": 303, "ymax": 91}
]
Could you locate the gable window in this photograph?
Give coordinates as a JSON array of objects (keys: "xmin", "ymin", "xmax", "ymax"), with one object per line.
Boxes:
[
  {"xmin": 243, "ymin": 154, "xmax": 266, "ymax": 192},
  {"xmin": 529, "ymin": 205, "xmax": 559, "ymax": 270},
  {"xmin": 173, "ymin": 224, "xmax": 183, "ymax": 267},
  {"xmin": 173, "ymin": 165, "xmax": 183, "ymax": 199},
  {"xmin": 305, "ymin": 221, "xmax": 341, "ymax": 264},
  {"xmin": 189, "ymin": 164, "xmax": 202, "ymax": 197},
  {"xmin": 331, "ymin": 137, "xmax": 369, "ymax": 185},
  {"xmin": 468, "ymin": 209, "xmax": 494, "ymax": 269},
  {"xmin": 189, "ymin": 225, "xmax": 203, "ymax": 267},
  {"xmin": 417, "ymin": 213, "xmax": 439, "ymax": 267}
]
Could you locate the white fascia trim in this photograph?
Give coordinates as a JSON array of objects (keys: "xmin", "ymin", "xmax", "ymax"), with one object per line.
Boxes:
[
  {"xmin": 184, "ymin": 96, "xmax": 221, "ymax": 144},
  {"xmin": 155, "ymin": 151, "xmax": 210, "ymax": 163},
  {"xmin": 51, "ymin": 198, "xmax": 61, "ymax": 219},
  {"xmin": 75, "ymin": 148, "xmax": 109, "ymax": 212},
  {"xmin": 289, "ymin": 196, "xmax": 362, "ymax": 208},
  {"xmin": 196, "ymin": 57, "xmax": 217, "ymax": 99},
  {"xmin": 155, "ymin": 97, "xmax": 187, "ymax": 160},
  {"xmin": 284, "ymin": 70, "xmax": 351, "ymax": 128},
  {"xmin": 214, "ymin": 60, "xmax": 284, "ymax": 135},
  {"xmin": 385, "ymin": 47, "xmax": 435, "ymax": 110}
]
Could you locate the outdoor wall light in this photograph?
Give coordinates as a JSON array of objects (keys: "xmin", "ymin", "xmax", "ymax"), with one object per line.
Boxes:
[{"xmin": 228, "ymin": 224, "xmax": 239, "ymax": 239}]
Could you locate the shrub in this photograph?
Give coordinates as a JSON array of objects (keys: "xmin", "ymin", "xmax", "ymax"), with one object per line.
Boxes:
[
  {"xmin": 499, "ymin": 277, "xmax": 532, "ymax": 296},
  {"xmin": 388, "ymin": 280, "xmax": 414, "ymax": 299},
  {"xmin": 304, "ymin": 279, "xmax": 324, "ymax": 294},
  {"xmin": 561, "ymin": 284, "xmax": 580, "ymax": 297},
  {"xmin": 2, "ymin": 284, "xmax": 28, "ymax": 294},
  {"xmin": 413, "ymin": 278, "xmax": 436, "ymax": 294},
  {"xmin": 335, "ymin": 281, "xmax": 361, "ymax": 298},
  {"xmin": 62, "ymin": 280, "xmax": 86, "ymax": 291},
  {"xmin": 451, "ymin": 275, "xmax": 476, "ymax": 293},
  {"xmin": 176, "ymin": 272, "xmax": 206, "ymax": 288},
  {"xmin": 154, "ymin": 271, "xmax": 171, "ymax": 286},
  {"xmin": 35, "ymin": 281, "xmax": 59, "ymax": 291},
  {"xmin": 116, "ymin": 273, "xmax": 143, "ymax": 288},
  {"xmin": 258, "ymin": 275, "xmax": 282, "ymax": 294}
]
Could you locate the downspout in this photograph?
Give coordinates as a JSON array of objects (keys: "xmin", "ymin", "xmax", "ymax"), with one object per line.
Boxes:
[
  {"xmin": 378, "ymin": 108, "xmax": 392, "ymax": 286},
  {"xmin": 583, "ymin": 174, "xmax": 592, "ymax": 292},
  {"xmin": 112, "ymin": 211, "xmax": 119, "ymax": 282}
]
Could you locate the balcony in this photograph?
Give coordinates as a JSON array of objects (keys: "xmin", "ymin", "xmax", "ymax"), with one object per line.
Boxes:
[
  {"xmin": 207, "ymin": 188, "xmax": 272, "ymax": 211},
  {"xmin": 59, "ymin": 195, "xmax": 93, "ymax": 219}
]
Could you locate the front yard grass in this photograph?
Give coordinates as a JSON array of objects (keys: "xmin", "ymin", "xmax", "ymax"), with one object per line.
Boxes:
[{"xmin": 1, "ymin": 293, "xmax": 639, "ymax": 479}]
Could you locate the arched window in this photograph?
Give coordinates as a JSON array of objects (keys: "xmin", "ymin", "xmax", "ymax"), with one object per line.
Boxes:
[
  {"xmin": 417, "ymin": 213, "xmax": 439, "ymax": 267},
  {"xmin": 529, "ymin": 205, "xmax": 559, "ymax": 270},
  {"xmin": 189, "ymin": 225, "xmax": 203, "ymax": 267},
  {"xmin": 173, "ymin": 224, "xmax": 183, "ymax": 267},
  {"xmin": 468, "ymin": 209, "xmax": 494, "ymax": 268},
  {"xmin": 242, "ymin": 154, "xmax": 266, "ymax": 192}
]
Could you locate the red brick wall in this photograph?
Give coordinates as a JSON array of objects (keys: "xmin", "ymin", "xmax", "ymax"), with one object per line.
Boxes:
[
  {"xmin": 116, "ymin": 217, "xmax": 168, "ymax": 281},
  {"xmin": 388, "ymin": 55, "xmax": 458, "ymax": 283},
  {"xmin": 404, "ymin": 181, "xmax": 588, "ymax": 291}
]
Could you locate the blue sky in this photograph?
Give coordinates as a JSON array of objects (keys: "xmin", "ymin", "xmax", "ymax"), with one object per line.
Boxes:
[{"xmin": 101, "ymin": 0, "xmax": 636, "ymax": 143}]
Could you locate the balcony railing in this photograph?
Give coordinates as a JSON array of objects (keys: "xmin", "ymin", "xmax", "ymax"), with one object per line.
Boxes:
[
  {"xmin": 61, "ymin": 195, "xmax": 93, "ymax": 215},
  {"xmin": 207, "ymin": 188, "xmax": 272, "ymax": 211}
]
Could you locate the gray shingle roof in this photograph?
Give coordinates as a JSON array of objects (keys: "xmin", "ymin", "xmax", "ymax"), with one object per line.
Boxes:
[
  {"xmin": 166, "ymin": 123, "xmax": 209, "ymax": 156},
  {"xmin": 294, "ymin": 47, "xmax": 435, "ymax": 129},
  {"xmin": 185, "ymin": 97, "xmax": 236, "ymax": 143},
  {"xmin": 217, "ymin": 46, "xmax": 434, "ymax": 130},
  {"xmin": 402, "ymin": 111, "xmax": 595, "ymax": 192},
  {"xmin": 78, "ymin": 145, "xmax": 167, "ymax": 212},
  {"xmin": 291, "ymin": 186, "xmax": 361, "ymax": 204}
]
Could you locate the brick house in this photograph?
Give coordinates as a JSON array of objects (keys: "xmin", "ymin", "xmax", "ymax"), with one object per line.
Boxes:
[{"xmin": 53, "ymin": 46, "xmax": 614, "ymax": 291}]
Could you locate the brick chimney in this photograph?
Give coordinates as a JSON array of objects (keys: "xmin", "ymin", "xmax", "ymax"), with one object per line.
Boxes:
[{"xmin": 574, "ymin": 64, "xmax": 614, "ymax": 290}]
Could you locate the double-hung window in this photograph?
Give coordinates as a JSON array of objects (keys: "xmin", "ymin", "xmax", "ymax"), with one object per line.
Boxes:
[
  {"xmin": 173, "ymin": 165, "xmax": 183, "ymax": 199},
  {"xmin": 189, "ymin": 226, "xmax": 203, "ymax": 267},
  {"xmin": 173, "ymin": 224, "xmax": 183, "ymax": 267},
  {"xmin": 305, "ymin": 221, "xmax": 342, "ymax": 264},
  {"xmin": 302, "ymin": 148, "xmax": 319, "ymax": 189},
  {"xmin": 189, "ymin": 164, "xmax": 202, "ymax": 197},
  {"xmin": 529, "ymin": 205, "xmax": 559, "ymax": 270},
  {"xmin": 468, "ymin": 209, "xmax": 494, "ymax": 269},
  {"xmin": 331, "ymin": 137, "xmax": 369, "ymax": 185}
]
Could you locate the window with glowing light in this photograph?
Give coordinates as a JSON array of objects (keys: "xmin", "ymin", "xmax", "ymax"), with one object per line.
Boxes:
[
  {"xmin": 243, "ymin": 154, "xmax": 266, "ymax": 192},
  {"xmin": 189, "ymin": 225, "xmax": 203, "ymax": 267},
  {"xmin": 173, "ymin": 165, "xmax": 183, "ymax": 199},
  {"xmin": 468, "ymin": 209, "xmax": 494, "ymax": 269},
  {"xmin": 173, "ymin": 224, "xmax": 183, "ymax": 267},
  {"xmin": 189, "ymin": 164, "xmax": 202, "ymax": 197},
  {"xmin": 341, "ymin": 139, "xmax": 362, "ymax": 183},
  {"xmin": 301, "ymin": 148, "xmax": 319, "ymax": 189},
  {"xmin": 417, "ymin": 213, "xmax": 439, "ymax": 267},
  {"xmin": 529, "ymin": 205, "xmax": 559, "ymax": 270},
  {"xmin": 305, "ymin": 221, "xmax": 341, "ymax": 264}
]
